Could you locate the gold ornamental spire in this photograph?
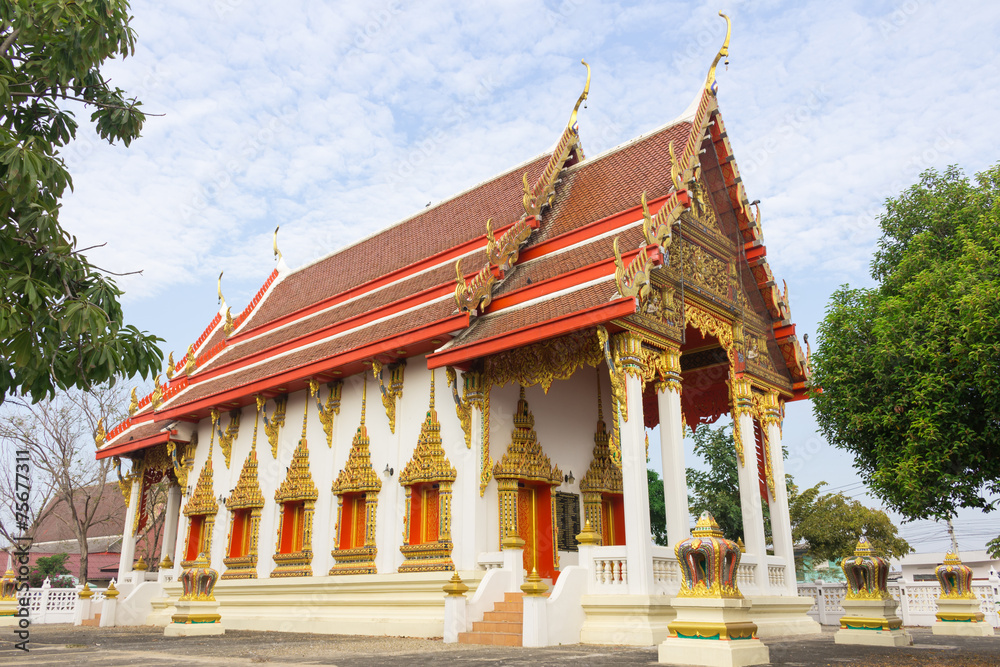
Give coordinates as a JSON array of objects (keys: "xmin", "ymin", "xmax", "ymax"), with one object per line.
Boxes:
[
  {"xmin": 361, "ymin": 372, "xmax": 367, "ymax": 426},
  {"xmin": 568, "ymin": 59, "xmax": 591, "ymax": 130},
  {"xmin": 217, "ymin": 271, "xmax": 225, "ymax": 305},
  {"xmin": 273, "ymin": 225, "xmax": 282, "ymax": 262},
  {"xmin": 429, "ymin": 369, "xmax": 435, "ymax": 411},
  {"xmin": 705, "ymin": 12, "xmax": 732, "ymax": 94}
]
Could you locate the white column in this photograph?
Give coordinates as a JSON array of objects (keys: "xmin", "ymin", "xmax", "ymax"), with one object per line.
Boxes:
[
  {"xmin": 732, "ymin": 377, "xmax": 768, "ymax": 594},
  {"xmin": 117, "ymin": 472, "xmax": 142, "ymax": 582},
  {"xmin": 457, "ymin": 398, "xmax": 482, "ymax": 570},
  {"xmin": 160, "ymin": 482, "xmax": 182, "ymax": 564},
  {"xmin": 656, "ymin": 347, "xmax": 689, "ymax": 547},
  {"xmin": 763, "ymin": 391, "xmax": 798, "ymax": 595},
  {"xmin": 615, "ymin": 333, "xmax": 653, "ymax": 596}
]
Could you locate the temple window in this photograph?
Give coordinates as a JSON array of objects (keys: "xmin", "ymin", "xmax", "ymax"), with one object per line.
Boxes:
[
  {"xmin": 228, "ymin": 509, "xmax": 252, "ymax": 559},
  {"xmin": 398, "ymin": 373, "xmax": 456, "ymax": 573},
  {"xmin": 278, "ymin": 501, "xmax": 306, "ymax": 553},
  {"xmin": 180, "ymin": 444, "xmax": 219, "ymax": 568},
  {"xmin": 222, "ymin": 409, "xmax": 265, "ymax": 580},
  {"xmin": 330, "ymin": 375, "xmax": 381, "ymax": 575},
  {"xmin": 270, "ymin": 432, "xmax": 318, "ymax": 577},
  {"xmin": 600, "ymin": 493, "xmax": 626, "ymax": 546},
  {"xmin": 185, "ymin": 514, "xmax": 207, "ymax": 562}
]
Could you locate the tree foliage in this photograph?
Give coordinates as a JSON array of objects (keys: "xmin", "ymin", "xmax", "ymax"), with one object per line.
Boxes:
[
  {"xmin": 789, "ymin": 481, "xmax": 910, "ymax": 565},
  {"xmin": 685, "ymin": 422, "xmax": 909, "ymax": 572},
  {"xmin": 811, "ymin": 165, "xmax": 1000, "ymax": 521},
  {"xmin": 1, "ymin": 0, "xmax": 162, "ymax": 403},
  {"xmin": 647, "ymin": 468, "xmax": 669, "ymax": 547},
  {"xmin": 686, "ymin": 423, "xmax": 748, "ymax": 542}
]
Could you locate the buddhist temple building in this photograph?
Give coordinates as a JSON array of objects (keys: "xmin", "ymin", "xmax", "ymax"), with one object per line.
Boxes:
[{"xmin": 94, "ymin": 17, "xmax": 818, "ymax": 645}]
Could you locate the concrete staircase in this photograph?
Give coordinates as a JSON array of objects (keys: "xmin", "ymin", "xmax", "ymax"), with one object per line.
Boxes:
[{"xmin": 458, "ymin": 591, "xmax": 524, "ymax": 646}]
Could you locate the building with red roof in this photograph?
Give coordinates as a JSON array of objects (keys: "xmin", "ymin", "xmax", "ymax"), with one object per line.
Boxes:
[{"xmin": 94, "ymin": 21, "xmax": 816, "ymax": 646}]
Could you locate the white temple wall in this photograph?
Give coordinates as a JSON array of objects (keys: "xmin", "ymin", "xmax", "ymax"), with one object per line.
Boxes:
[{"xmin": 169, "ymin": 357, "xmax": 625, "ymax": 580}]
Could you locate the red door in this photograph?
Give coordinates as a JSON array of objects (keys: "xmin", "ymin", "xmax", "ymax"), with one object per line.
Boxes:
[{"xmin": 517, "ymin": 483, "xmax": 556, "ymax": 580}]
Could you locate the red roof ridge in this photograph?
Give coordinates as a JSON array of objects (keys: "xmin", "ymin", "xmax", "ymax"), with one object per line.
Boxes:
[{"xmin": 171, "ymin": 290, "xmax": 456, "ymax": 394}]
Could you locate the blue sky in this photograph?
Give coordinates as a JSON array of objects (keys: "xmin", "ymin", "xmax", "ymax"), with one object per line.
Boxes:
[{"xmin": 56, "ymin": 0, "xmax": 1000, "ymax": 552}]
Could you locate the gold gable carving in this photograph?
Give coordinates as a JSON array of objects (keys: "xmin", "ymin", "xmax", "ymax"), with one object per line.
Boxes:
[
  {"xmin": 275, "ymin": 438, "xmax": 319, "ymax": 503},
  {"xmin": 228, "ymin": 447, "xmax": 264, "ymax": 510},
  {"xmin": 399, "ymin": 376, "xmax": 456, "ymax": 487},
  {"xmin": 492, "ymin": 388, "xmax": 562, "ymax": 486}
]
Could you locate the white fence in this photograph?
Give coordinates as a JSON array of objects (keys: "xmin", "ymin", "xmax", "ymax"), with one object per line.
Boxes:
[
  {"xmin": 797, "ymin": 580, "xmax": 1000, "ymax": 627},
  {"xmin": 25, "ymin": 579, "xmax": 111, "ymax": 624}
]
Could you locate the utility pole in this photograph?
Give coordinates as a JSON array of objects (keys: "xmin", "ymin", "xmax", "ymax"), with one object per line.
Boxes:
[{"xmin": 947, "ymin": 518, "xmax": 960, "ymax": 553}]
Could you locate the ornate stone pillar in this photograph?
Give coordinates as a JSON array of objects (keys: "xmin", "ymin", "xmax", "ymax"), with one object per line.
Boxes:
[
  {"xmin": 117, "ymin": 470, "xmax": 142, "ymax": 582},
  {"xmin": 655, "ymin": 346, "xmax": 689, "ymax": 546},
  {"xmin": 160, "ymin": 482, "xmax": 182, "ymax": 567},
  {"xmin": 762, "ymin": 391, "xmax": 796, "ymax": 595},
  {"xmin": 731, "ymin": 376, "xmax": 768, "ymax": 594},
  {"xmin": 613, "ymin": 331, "xmax": 654, "ymax": 596}
]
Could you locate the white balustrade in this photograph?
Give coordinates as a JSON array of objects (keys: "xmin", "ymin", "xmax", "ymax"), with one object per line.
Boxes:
[
  {"xmin": 476, "ymin": 552, "xmax": 503, "ymax": 570},
  {"xmin": 590, "ymin": 546, "xmax": 629, "ymax": 591},
  {"xmin": 797, "ymin": 581, "xmax": 1000, "ymax": 628},
  {"xmin": 27, "ymin": 585, "xmax": 83, "ymax": 624}
]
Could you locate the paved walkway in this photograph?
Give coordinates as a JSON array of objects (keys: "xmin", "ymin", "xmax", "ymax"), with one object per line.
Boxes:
[{"xmin": 2, "ymin": 625, "xmax": 998, "ymax": 666}]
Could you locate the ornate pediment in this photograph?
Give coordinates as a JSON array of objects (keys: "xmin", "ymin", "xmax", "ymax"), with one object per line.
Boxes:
[
  {"xmin": 400, "ymin": 372, "xmax": 456, "ymax": 486},
  {"xmin": 275, "ymin": 437, "xmax": 318, "ymax": 503},
  {"xmin": 332, "ymin": 377, "xmax": 382, "ymax": 496},
  {"xmin": 492, "ymin": 387, "xmax": 561, "ymax": 485}
]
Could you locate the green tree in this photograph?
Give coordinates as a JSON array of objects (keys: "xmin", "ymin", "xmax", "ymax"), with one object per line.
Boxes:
[
  {"xmin": 1, "ymin": 0, "xmax": 163, "ymax": 404},
  {"xmin": 29, "ymin": 551, "xmax": 71, "ymax": 587},
  {"xmin": 686, "ymin": 423, "xmax": 910, "ymax": 574},
  {"xmin": 686, "ymin": 423, "xmax": 746, "ymax": 541},
  {"xmin": 810, "ymin": 165, "xmax": 1000, "ymax": 526},
  {"xmin": 789, "ymin": 481, "xmax": 910, "ymax": 571},
  {"xmin": 647, "ymin": 468, "xmax": 669, "ymax": 546}
]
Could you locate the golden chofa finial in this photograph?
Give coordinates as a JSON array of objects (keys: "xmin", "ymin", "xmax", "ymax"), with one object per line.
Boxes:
[
  {"xmin": 705, "ymin": 12, "xmax": 732, "ymax": 95},
  {"xmin": 217, "ymin": 271, "xmax": 225, "ymax": 305},
  {"xmin": 273, "ymin": 225, "xmax": 282, "ymax": 262},
  {"xmin": 567, "ymin": 59, "xmax": 591, "ymax": 131}
]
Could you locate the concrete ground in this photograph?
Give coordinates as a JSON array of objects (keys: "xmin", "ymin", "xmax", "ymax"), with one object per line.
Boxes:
[{"xmin": 2, "ymin": 625, "xmax": 998, "ymax": 666}]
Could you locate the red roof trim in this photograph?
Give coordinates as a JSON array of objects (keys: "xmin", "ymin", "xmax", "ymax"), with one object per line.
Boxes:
[
  {"xmin": 486, "ymin": 244, "xmax": 660, "ymax": 313},
  {"xmin": 152, "ymin": 313, "xmax": 471, "ymax": 423},
  {"xmin": 96, "ymin": 430, "xmax": 170, "ymax": 460},
  {"xmin": 427, "ymin": 298, "xmax": 635, "ymax": 369},
  {"xmin": 228, "ymin": 223, "xmax": 525, "ymax": 344},
  {"xmin": 518, "ymin": 195, "xmax": 682, "ymax": 264},
  {"xmin": 189, "ymin": 283, "xmax": 456, "ymax": 386}
]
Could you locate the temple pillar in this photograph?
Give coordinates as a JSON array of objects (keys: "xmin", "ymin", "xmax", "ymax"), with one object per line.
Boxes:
[
  {"xmin": 456, "ymin": 371, "xmax": 485, "ymax": 570},
  {"xmin": 161, "ymin": 482, "xmax": 182, "ymax": 566},
  {"xmin": 615, "ymin": 332, "xmax": 653, "ymax": 596},
  {"xmin": 656, "ymin": 347, "xmax": 689, "ymax": 546},
  {"xmin": 117, "ymin": 471, "xmax": 142, "ymax": 582},
  {"xmin": 732, "ymin": 377, "xmax": 768, "ymax": 594},
  {"xmin": 763, "ymin": 391, "xmax": 797, "ymax": 595}
]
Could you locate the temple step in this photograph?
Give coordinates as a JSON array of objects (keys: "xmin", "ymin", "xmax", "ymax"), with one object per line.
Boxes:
[
  {"xmin": 458, "ymin": 592, "xmax": 524, "ymax": 646},
  {"xmin": 81, "ymin": 613, "xmax": 101, "ymax": 627}
]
